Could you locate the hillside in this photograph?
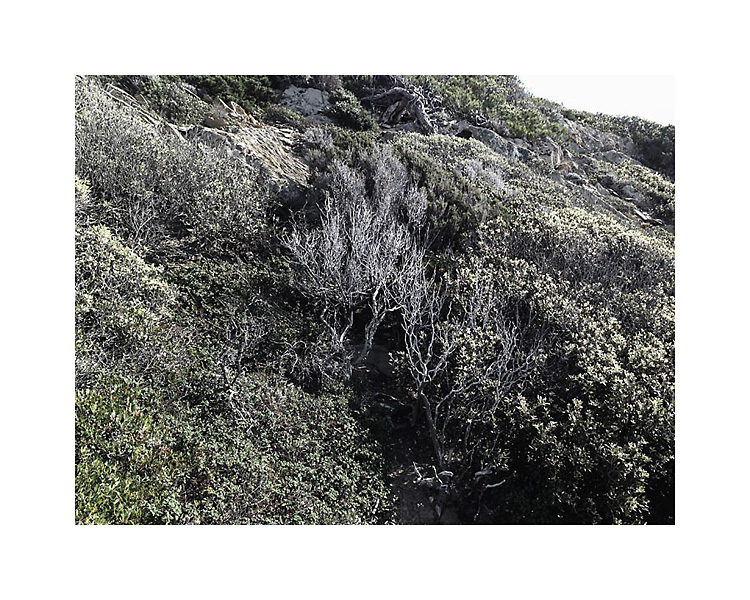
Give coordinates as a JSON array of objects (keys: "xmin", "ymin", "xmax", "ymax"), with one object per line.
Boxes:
[{"xmin": 75, "ymin": 75, "xmax": 674, "ymax": 524}]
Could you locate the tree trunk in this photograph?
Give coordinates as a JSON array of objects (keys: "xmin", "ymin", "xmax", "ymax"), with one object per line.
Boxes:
[
  {"xmin": 362, "ymin": 87, "xmax": 435, "ymax": 135},
  {"xmin": 418, "ymin": 390, "xmax": 444, "ymax": 469}
]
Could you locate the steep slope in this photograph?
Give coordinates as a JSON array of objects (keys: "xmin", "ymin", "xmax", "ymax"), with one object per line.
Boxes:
[{"xmin": 75, "ymin": 75, "xmax": 674, "ymax": 524}]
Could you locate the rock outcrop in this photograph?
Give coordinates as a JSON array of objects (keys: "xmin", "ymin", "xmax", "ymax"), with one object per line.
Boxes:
[
  {"xmin": 185, "ymin": 124, "xmax": 309, "ymax": 186},
  {"xmin": 441, "ymin": 114, "xmax": 673, "ymax": 231},
  {"xmin": 280, "ymin": 86, "xmax": 333, "ymax": 122},
  {"xmin": 100, "ymin": 82, "xmax": 309, "ymax": 187}
]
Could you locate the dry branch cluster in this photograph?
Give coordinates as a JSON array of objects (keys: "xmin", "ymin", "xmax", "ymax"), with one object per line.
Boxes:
[
  {"xmin": 284, "ymin": 149, "xmax": 541, "ymax": 474},
  {"xmin": 284, "ymin": 148, "xmax": 427, "ymax": 377}
]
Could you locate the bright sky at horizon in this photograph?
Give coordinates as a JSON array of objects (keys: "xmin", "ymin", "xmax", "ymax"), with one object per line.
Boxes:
[{"xmin": 519, "ymin": 75, "xmax": 675, "ymax": 126}]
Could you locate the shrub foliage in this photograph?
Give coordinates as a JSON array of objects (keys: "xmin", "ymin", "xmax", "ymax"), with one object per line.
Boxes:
[{"xmin": 75, "ymin": 75, "xmax": 674, "ymax": 524}]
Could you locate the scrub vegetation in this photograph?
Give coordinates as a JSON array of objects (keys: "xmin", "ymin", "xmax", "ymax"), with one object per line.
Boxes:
[{"xmin": 76, "ymin": 75, "xmax": 674, "ymax": 524}]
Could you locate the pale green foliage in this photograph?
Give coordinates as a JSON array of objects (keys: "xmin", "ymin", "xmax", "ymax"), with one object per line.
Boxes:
[
  {"xmin": 407, "ymin": 75, "xmax": 562, "ymax": 140},
  {"xmin": 75, "ymin": 74, "xmax": 674, "ymax": 525},
  {"xmin": 385, "ymin": 129, "xmax": 673, "ymax": 522},
  {"xmin": 75, "ymin": 381, "xmax": 188, "ymax": 524},
  {"xmin": 324, "ymin": 88, "xmax": 378, "ymax": 131},
  {"xmin": 613, "ymin": 159, "xmax": 675, "ymax": 223},
  {"xmin": 74, "ymin": 221, "xmax": 393, "ymax": 525},
  {"xmin": 75, "ymin": 224, "xmax": 178, "ymax": 385},
  {"xmin": 392, "ymin": 133, "xmax": 511, "ymax": 247},
  {"xmin": 75, "ymin": 77, "xmax": 267, "ymax": 253},
  {"xmin": 76, "ymin": 371, "xmax": 394, "ymax": 524},
  {"xmin": 440, "ymin": 204, "xmax": 674, "ymax": 523}
]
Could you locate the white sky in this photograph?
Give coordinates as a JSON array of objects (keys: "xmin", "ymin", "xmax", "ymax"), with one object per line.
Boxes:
[{"xmin": 519, "ymin": 75, "xmax": 675, "ymax": 126}]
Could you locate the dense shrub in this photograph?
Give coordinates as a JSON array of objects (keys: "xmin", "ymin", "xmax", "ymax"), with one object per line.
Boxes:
[
  {"xmin": 75, "ymin": 224, "xmax": 178, "ymax": 387},
  {"xmin": 629, "ymin": 119, "xmax": 675, "ymax": 180},
  {"xmin": 75, "ymin": 176, "xmax": 94, "ymax": 227},
  {"xmin": 393, "ymin": 133, "xmax": 510, "ymax": 249},
  {"xmin": 416, "ymin": 205, "xmax": 674, "ymax": 524},
  {"xmin": 92, "ymin": 76, "xmax": 211, "ymax": 126},
  {"xmin": 408, "ymin": 75, "xmax": 524, "ymax": 117},
  {"xmin": 179, "ymin": 75, "xmax": 277, "ymax": 112},
  {"xmin": 75, "ymin": 78, "xmax": 268, "ymax": 254},
  {"xmin": 407, "ymin": 75, "xmax": 562, "ymax": 140},
  {"xmin": 76, "ymin": 372, "xmax": 394, "ymax": 524},
  {"xmin": 298, "ymin": 125, "xmax": 380, "ymax": 177},
  {"xmin": 75, "ymin": 74, "xmax": 674, "ymax": 525},
  {"xmin": 263, "ymin": 103, "xmax": 308, "ymax": 130},
  {"xmin": 323, "ymin": 88, "xmax": 378, "ymax": 131},
  {"xmin": 75, "ymin": 379, "xmax": 192, "ymax": 524},
  {"xmin": 563, "ymin": 108, "xmax": 675, "ymax": 180},
  {"xmin": 365, "ymin": 132, "xmax": 675, "ymax": 522},
  {"xmin": 139, "ymin": 77, "xmax": 209, "ymax": 126},
  {"xmin": 188, "ymin": 374, "xmax": 393, "ymax": 524},
  {"xmin": 613, "ymin": 160, "xmax": 675, "ymax": 225},
  {"xmin": 163, "ymin": 251, "xmax": 319, "ymax": 376},
  {"xmin": 74, "ymin": 216, "xmax": 394, "ymax": 524},
  {"xmin": 342, "ymin": 75, "xmax": 394, "ymax": 96}
]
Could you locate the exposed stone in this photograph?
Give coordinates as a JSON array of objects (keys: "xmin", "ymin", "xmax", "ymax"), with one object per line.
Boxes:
[
  {"xmin": 201, "ymin": 96, "xmax": 260, "ymax": 129},
  {"xmin": 185, "ymin": 123, "xmax": 309, "ymax": 186},
  {"xmin": 565, "ymin": 172, "xmax": 586, "ymax": 184},
  {"xmin": 280, "ymin": 86, "xmax": 333, "ymax": 121},
  {"xmin": 633, "ymin": 207, "xmax": 665, "ymax": 226},
  {"xmin": 538, "ymin": 135, "xmax": 564, "ymax": 168},
  {"xmin": 600, "ymin": 149, "xmax": 628, "ymax": 164},
  {"xmin": 450, "ymin": 120, "xmax": 521, "ymax": 161},
  {"xmin": 562, "ymin": 118, "xmax": 636, "ymax": 156}
]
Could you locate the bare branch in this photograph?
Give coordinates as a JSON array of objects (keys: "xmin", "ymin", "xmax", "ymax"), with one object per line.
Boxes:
[{"xmin": 283, "ymin": 148, "xmax": 427, "ymax": 379}]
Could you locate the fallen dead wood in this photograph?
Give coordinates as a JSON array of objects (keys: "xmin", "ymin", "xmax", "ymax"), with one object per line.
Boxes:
[{"xmin": 361, "ymin": 86, "xmax": 435, "ymax": 134}]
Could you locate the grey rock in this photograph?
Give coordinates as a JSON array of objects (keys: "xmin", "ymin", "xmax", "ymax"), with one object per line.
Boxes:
[
  {"xmin": 450, "ymin": 120, "xmax": 521, "ymax": 161},
  {"xmin": 202, "ymin": 114, "xmax": 228, "ymax": 129},
  {"xmin": 184, "ymin": 123, "xmax": 309, "ymax": 186},
  {"xmin": 601, "ymin": 149, "xmax": 627, "ymax": 164},
  {"xmin": 565, "ymin": 172, "xmax": 585, "ymax": 184},
  {"xmin": 280, "ymin": 86, "xmax": 332, "ymax": 121}
]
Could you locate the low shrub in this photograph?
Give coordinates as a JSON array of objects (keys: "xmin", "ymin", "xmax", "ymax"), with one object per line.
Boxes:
[
  {"xmin": 323, "ymin": 88, "xmax": 378, "ymax": 131},
  {"xmin": 563, "ymin": 108, "xmax": 675, "ymax": 180},
  {"xmin": 407, "ymin": 75, "xmax": 562, "ymax": 140},
  {"xmin": 76, "ymin": 370, "xmax": 395, "ymax": 524},
  {"xmin": 75, "ymin": 379, "xmax": 193, "ymax": 524},
  {"xmin": 75, "ymin": 224, "xmax": 178, "ymax": 386},
  {"xmin": 263, "ymin": 104, "xmax": 308, "ymax": 130},
  {"xmin": 423, "ymin": 205, "xmax": 674, "ymax": 524},
  {"xmin": 179, "ymin": 75, "xmax": 277, "ymax": 112},
  {"xmin": 75, "ymin": 77, "xmax": 268, "ymax": 254},
  {"xmin": 75, "ymin": 213, "xmax": 393, "ymax": 524},
  {"xmin": 393, "ymin": 133, "xmax": 510, "ymax": 249}
]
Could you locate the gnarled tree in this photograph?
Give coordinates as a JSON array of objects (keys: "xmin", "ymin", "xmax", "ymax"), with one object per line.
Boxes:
[
  {"xmin": 390, "ymin": 255, "xmax": 543, "ymax": 473},
  {"xmin": 283, "ymin": 147, "xmax": 426, "ymax": 379}
]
